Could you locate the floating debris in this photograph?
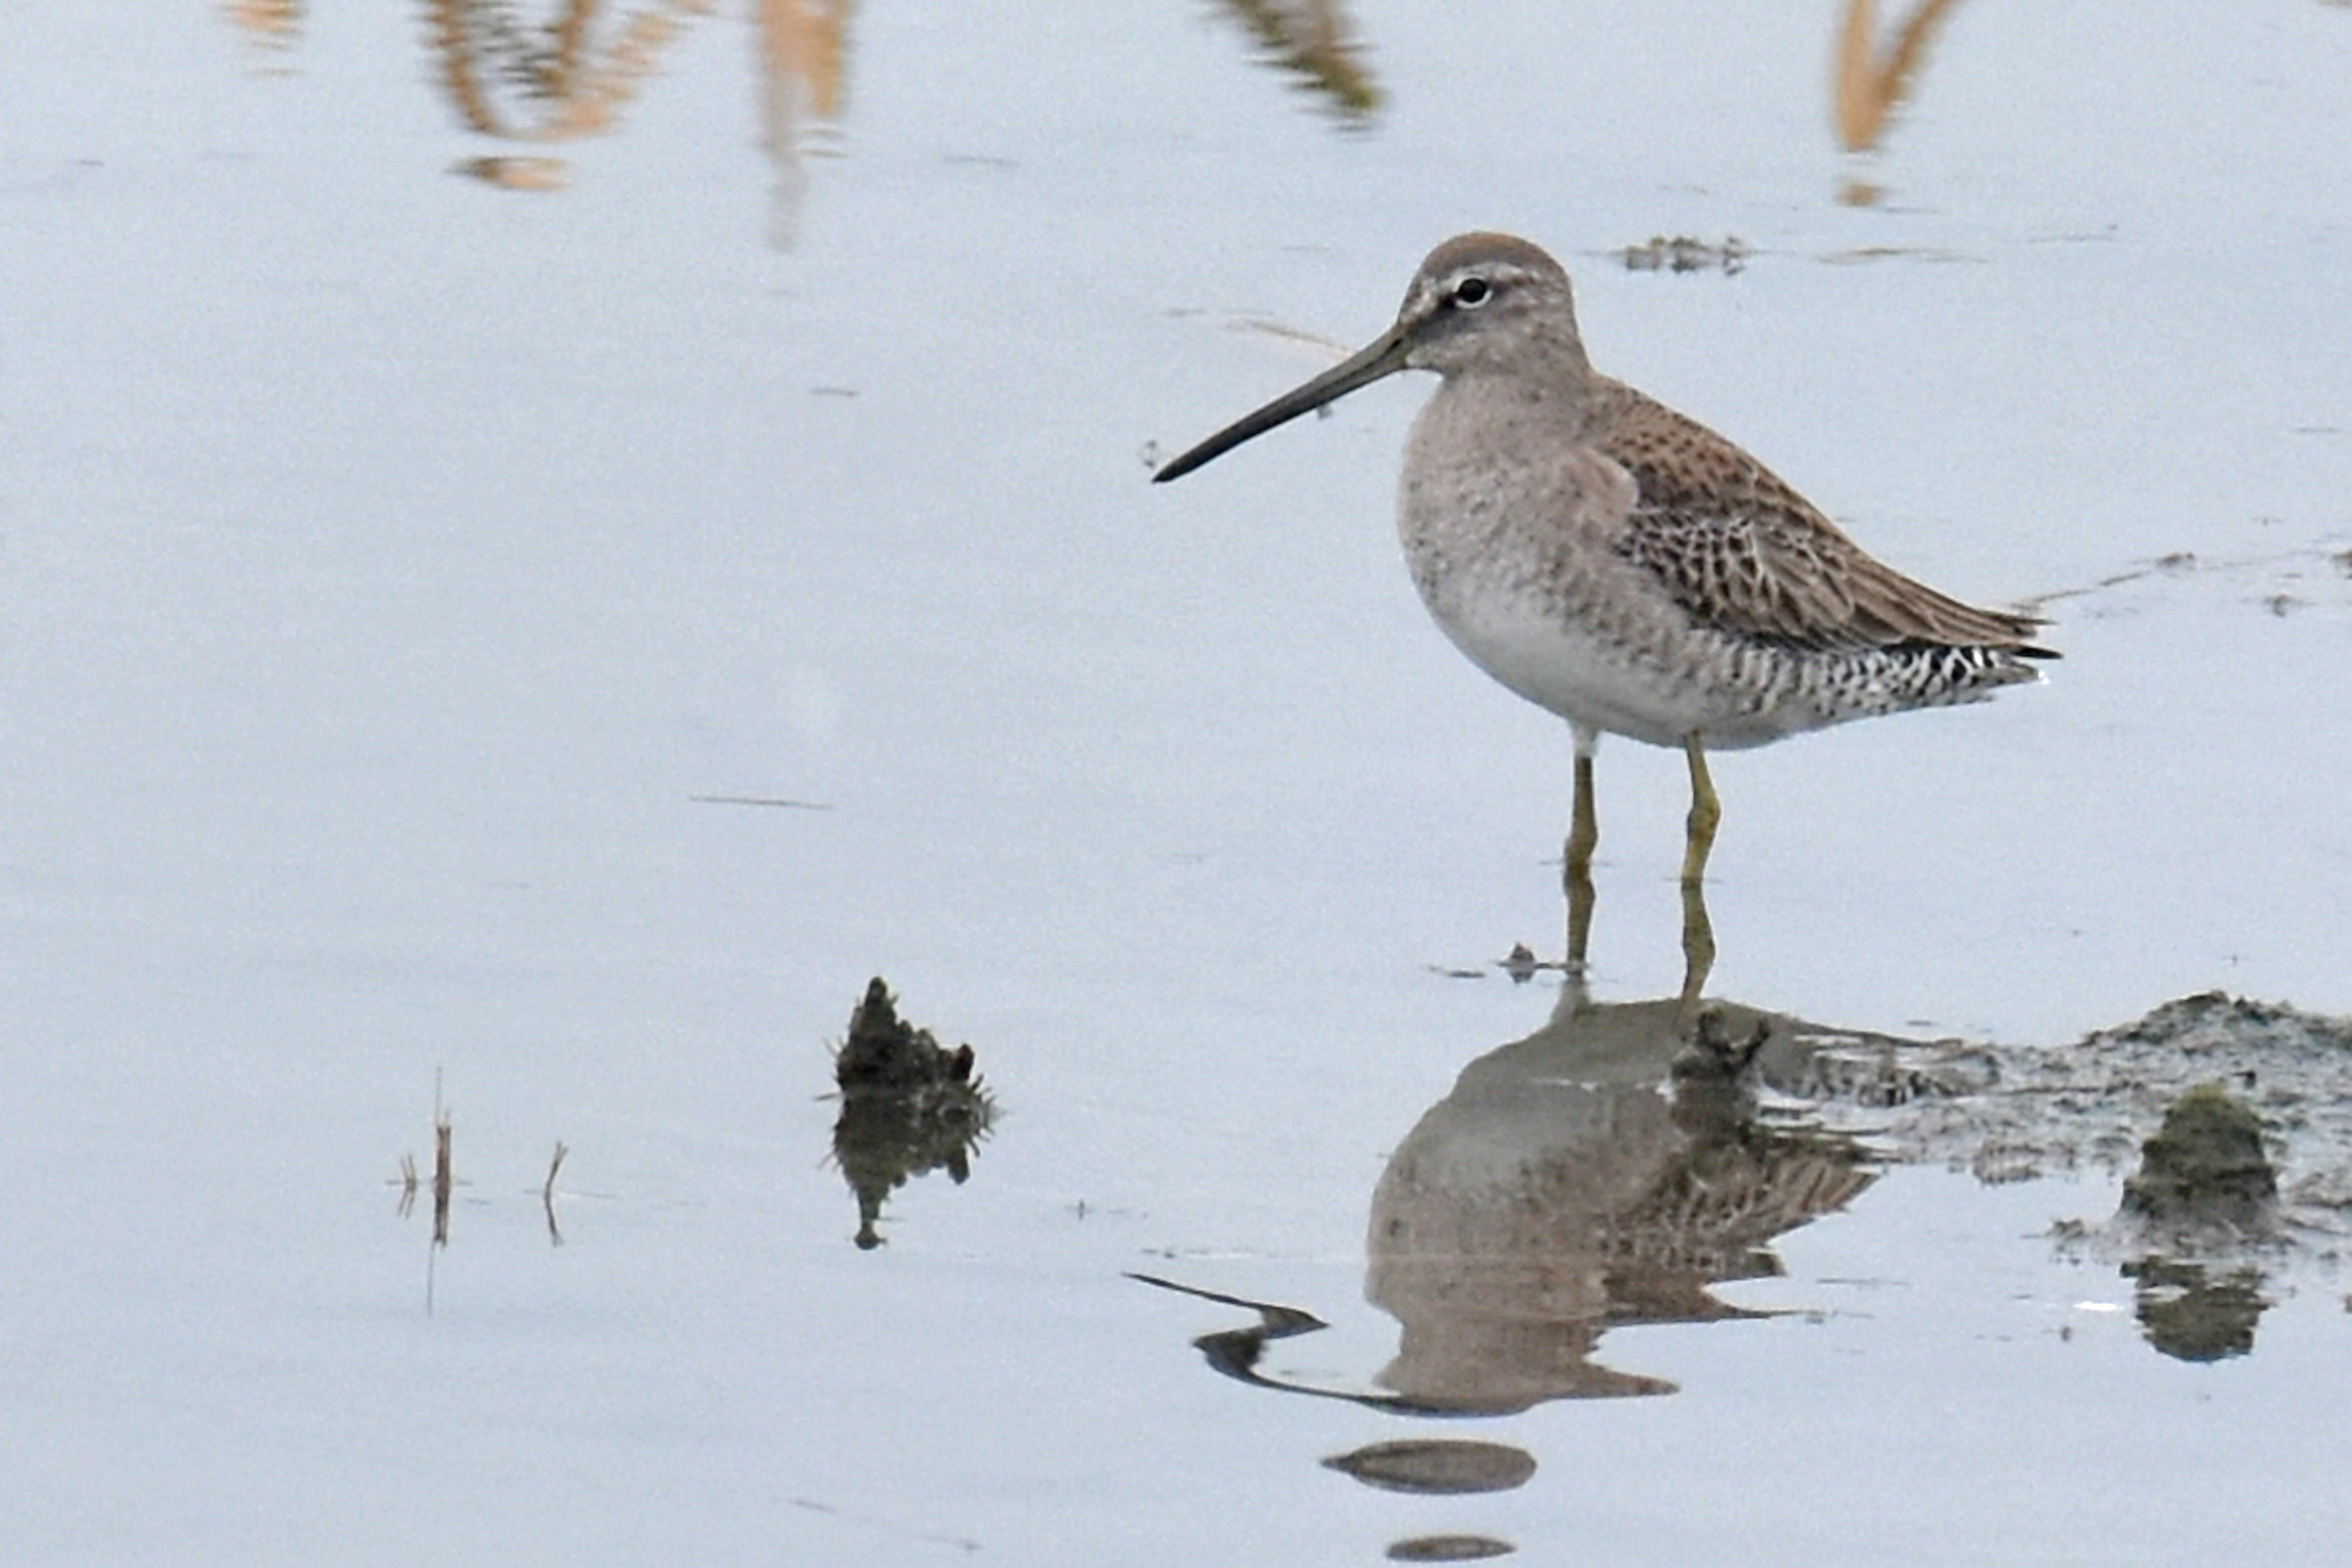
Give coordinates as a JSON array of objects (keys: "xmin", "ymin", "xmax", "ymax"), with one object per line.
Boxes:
[
  {"xmin": 1621, "ymin": 234, "xmax": 1748, "ymax": 274},
  {"xmin": 831, "ymin": 978, "xmax": 995, "ymax": 1249}
]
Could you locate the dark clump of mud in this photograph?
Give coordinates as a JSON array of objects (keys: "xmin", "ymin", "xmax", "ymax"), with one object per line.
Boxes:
[
  {"xmin": 830, "ymin": 978, "xmax": 995, "ymax": 1249},
  {"xmin": 836, "ymin": 976, "xmax": 979, "ymax": 1093},
  {"xmin": 1765, "ymin": 990, "xmax": 2352, "ymax": 1284},
  {"xmin": 1750, "ymin": 990, "xmax": 2352, "ymax": 1358},
  {"xmin": 1786, "ymin": 992, "xmax": 2351, "ymax": 1196}
]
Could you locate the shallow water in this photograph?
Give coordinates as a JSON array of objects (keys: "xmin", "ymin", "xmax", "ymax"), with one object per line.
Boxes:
[{"xmin": 5, "ymin": 2, "xmax": 2351, "ymax": 1562}]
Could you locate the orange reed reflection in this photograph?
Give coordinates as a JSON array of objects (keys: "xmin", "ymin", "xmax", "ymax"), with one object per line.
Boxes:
[
  {"xmin": 421, "ymin": 0, "xmax": 850, "ymax": 237},
  {"xmin": 1833, "ymin": 0, "xmax": 1969, "ymax": 151},
  {"xmin": 223, "ymin": 0, "xmax": 304, "ymax": 52},
  {"xmin": 426, "ymin": 0, "xmax": 717, "ymax": 146},
  {"xmin": 1219, "ymin": 0, "xmax": 1381, "ymax": 122},
  {"xmin": 758, "ymin": 0, "xmax": 855, "ymax": 246}
]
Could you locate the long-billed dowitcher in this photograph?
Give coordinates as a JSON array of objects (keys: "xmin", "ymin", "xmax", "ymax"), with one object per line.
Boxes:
[{"xmin": 1154, "ymin": 232, "xmax": 2052, "ymax": 968}]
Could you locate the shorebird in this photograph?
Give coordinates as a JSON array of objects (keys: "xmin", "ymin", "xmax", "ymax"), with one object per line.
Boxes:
[{"xmin": 1154, "ymin": 232, "xmax": 2051, "ymax": 972}]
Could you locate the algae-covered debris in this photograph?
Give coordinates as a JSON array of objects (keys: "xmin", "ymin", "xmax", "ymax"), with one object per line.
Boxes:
[{"xmin": 2121, "ymin": 1081, "xmax": 2279, "ymax": 1234}]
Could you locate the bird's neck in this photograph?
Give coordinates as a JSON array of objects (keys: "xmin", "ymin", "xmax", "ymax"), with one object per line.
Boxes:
[{"xmin": 1428, "ymin": 351, "xmax": 1601, "ymax": 446}]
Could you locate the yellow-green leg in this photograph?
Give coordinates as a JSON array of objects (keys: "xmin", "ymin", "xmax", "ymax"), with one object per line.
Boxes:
[
  {"xmin": 1679, "ymin": 733, "xmax": 1720, "ymax": 890},
  {"xmin": 1676, "ymin": 874, "xmax": 1716, "ymax": 1024},
  {"xmin": 1563, "ymin": 739, "xmax": 1598, "ymax": 972},
  {"xmin": 1676, "ymin": 735, "xmax": 1719, "ymax": 1021}
]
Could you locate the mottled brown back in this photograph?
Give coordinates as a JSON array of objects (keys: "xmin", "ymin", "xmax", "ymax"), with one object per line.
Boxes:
[{"xmin": 1593, "ymin": 382, "xmax": 2050, "ymax": 656}]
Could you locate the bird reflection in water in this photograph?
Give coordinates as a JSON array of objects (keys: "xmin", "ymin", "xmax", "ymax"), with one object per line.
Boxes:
[
  {"xmin": 1137, "ymin": 981, "xmax": 1876, "ymax": 1415},
  {"xmin": 1366, "ymin": 990, "xmax": 1872, "ymax": 1411}
]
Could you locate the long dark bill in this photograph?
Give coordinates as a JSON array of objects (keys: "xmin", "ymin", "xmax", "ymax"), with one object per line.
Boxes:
[{"xmin": 1152, "ymin": 325, "xmax": 1412, "ymax": 483}]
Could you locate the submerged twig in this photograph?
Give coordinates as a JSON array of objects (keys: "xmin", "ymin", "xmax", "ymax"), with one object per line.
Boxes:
[
  {"xmin": 431, "ymin": 1111, "xmax": 454, "ymax": 1249},
  {"xmin": 543, "ymin": 1140, "xmax": 570, "ymax": 1246}
]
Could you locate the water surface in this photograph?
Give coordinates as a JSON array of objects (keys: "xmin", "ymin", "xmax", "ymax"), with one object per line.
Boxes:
[{"xmin": 4, "ymin": 2, "xmax": 2350, "ymax": 1561}]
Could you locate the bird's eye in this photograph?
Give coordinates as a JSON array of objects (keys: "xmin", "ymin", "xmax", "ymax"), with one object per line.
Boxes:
[{"xmin": 1451, "ymin": 276, "xmax": 1492, "ymax": 308}]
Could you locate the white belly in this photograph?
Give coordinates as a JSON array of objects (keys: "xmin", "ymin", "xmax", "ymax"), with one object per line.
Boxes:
[
  {"xmin": 1425, "ymin": 581, "xmax": 1718, "ymax": 747},
  {"xmin": 1406, "ymin": 546, "xmax": 1838, "ymax": 751}
]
